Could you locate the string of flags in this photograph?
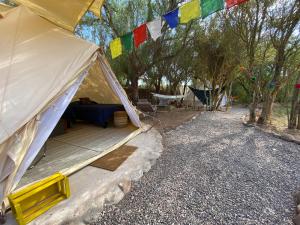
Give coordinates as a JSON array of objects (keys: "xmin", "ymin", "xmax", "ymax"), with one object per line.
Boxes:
[{"xmin": 110, "ymin": 0, "xmax": 249, "ymax": 59}]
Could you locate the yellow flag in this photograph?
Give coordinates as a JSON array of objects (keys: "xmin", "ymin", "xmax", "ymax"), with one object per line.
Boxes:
[
  {"xmin": 180, "ymin": 0, "xmax": 201, "ymax": 24},
  {"xmin": 110, "ymin": 38, "xmax": 122, "ymax": 59}
]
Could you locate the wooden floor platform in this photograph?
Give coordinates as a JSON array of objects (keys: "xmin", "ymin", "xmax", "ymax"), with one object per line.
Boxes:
[{"xmin": 18, "ymin": 124, "xmax": 137, "ymax": 188}]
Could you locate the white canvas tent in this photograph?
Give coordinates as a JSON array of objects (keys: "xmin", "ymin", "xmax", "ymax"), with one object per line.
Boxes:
[{"xmin": 0, "ymin": 5, "xmax": 141, "ymax": 209}]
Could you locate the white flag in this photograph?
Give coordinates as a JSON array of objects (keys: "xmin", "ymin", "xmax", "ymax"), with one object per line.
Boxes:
[{"xmin": 146, "ymin": 18, "xmax": 163, "ymax": 41}]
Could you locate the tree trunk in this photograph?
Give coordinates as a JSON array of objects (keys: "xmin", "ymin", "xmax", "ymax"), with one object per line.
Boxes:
[
  {"xmin": 226, "ymin": 82, "xmax": 233, "ymax": 111},
  {"xmin": 248, "ymin": 91, "xmax": 258, "ymax": 123},
  {"xmin": 155, "ymin": 81, "xmax": 161, "ymax": 93},
  {"xmin": 130, "ymin": 77, "xmax": 139, "ymax": 104},
  {"xmin": 257, "ymin": 45, "xmax": 286, "ymax": 125},
  {"xmin": 288, "ymin": 86, "xmax": 299, "ymax": 129},
  {"xmin": 257, "ymin": 92, "xmax": 276, "ymax": 125},
  {"xmin": 297, "ymin": 104, "xmax": 300, "ymax": 130},
  {"xmin": 154, "ymin": 75, "xmax": 163, "ymax": 93}
]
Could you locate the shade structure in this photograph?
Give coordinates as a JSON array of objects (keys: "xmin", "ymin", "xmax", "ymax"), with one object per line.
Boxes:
[
  {"xmin": 13, "ymin": 0, "xmax": 105, "ymax": 31},
  {"xmin": 0, "ymin": 6, "xmax": 141, "ymax": 208}
]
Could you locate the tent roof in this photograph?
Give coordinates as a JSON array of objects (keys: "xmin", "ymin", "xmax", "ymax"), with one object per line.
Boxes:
[
  {"xmin": 0, "ymin": 6, "xmax": 99, "ymax": 144},
  {"xmin": 13, "ymin": 0, "xmax": 105, "ymax": 31},
  {"xmin": 0, "ymin": 3, "xmax": 12, "ymax": 12}
]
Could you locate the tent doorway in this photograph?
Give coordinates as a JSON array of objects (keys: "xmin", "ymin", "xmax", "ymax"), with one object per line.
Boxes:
[{"xmin": 14, "ymin": 58, "xmax": 141, "ymax": 190}]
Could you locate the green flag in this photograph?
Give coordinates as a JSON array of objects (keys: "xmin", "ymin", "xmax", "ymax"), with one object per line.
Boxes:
[
  {"xmin": 201, "ymin": 0, "xmax": 224, "ymax": 19},
  {"xmin": 121, "ymin": 32, "xmax": 133, "ymax": 52}
]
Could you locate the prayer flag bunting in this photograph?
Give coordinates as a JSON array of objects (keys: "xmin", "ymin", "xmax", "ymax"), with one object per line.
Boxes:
[
  {"xmin": 147, "ymin": 18, "xmax": 163, "ymax": 41},
  {"xmin": 110, "ymin": 0, "xmax": 247, "ymax": 59},
  {"xmin": 226, "ymin": 0, "xmax": 248, "ymax": 9},
  {"xmin": 110, "ymin": 38, "xmax": 122, "ymax": 59},
  {"xmin": 201, "ymin": 0, "xmax": 224, "ymax": 19},
  {"xmin": 163, "ymin": 8, "xmax": 179, "ymax": 29},
  {"xmin": 133, "ymin": 23, "xmax": 148, "ymax": 48},
  {"xmin": 121, "ymin": 32, "xmax": 133, "ymax": 52},
  {"xmin": 180, "ymin": 0, "xmax": 201, "ymax": 24}
]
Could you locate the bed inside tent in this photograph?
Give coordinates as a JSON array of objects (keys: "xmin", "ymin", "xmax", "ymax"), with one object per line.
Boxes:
[{"xmin": 0, "ymin": 5, "xmax": 142, "ymax": 208}]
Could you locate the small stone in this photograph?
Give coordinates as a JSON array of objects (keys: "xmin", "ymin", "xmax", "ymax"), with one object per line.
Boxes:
[
  {"xmin": 118, "ymin": 180, "xmax": 132, "ymax": 194},
  {"xmin": 295, "ymin": 192, "xmax": 300, "ymax": 205},
  {"xmin": 293, "ymin": 214, "xmax": 300, "ymax": 225},
  {"xmin": 297, "ymin": 205, "xmax": 300, "ymax": 214}
]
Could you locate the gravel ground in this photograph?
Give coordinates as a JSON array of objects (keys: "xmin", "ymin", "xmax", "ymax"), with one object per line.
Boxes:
[{"xmin": 90, "ymin": 107, "xmax": 300, "ymax": 225}]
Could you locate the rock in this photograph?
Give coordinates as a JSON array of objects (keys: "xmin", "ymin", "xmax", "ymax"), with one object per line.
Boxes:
[
  {"xmin": 282, "ymin": 133, "xmax": 295, "ymax": 142},
  {"xmin": 295, "ymin": 192, "xmax": 300, "ymax": 205},
  {"xmin": 293, "ymin": 214, "xmax": 300, "ymax": 225},
  {"xmin": 118, "ymin": 180, "xmax": 132, "ymax": 194},
  {"xmin": 297, "ymin": 205, "xmax": 300, "ymax": 214},
  {"xmin": 0, "ymin": 214, "xmax": 6, "ymax": 225}
]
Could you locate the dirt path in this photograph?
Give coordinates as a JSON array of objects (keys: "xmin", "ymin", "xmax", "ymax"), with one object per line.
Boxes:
[{"xmin": 90, "ymin": 107, "xmax": 300, "ymax": 225}]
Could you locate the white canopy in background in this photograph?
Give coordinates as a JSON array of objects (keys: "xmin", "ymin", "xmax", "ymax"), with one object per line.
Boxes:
[
  {"xmin": 152, "ymin": 93, "xmax": 185, "ymax": 100},
  {"xmin": 0, "ymin": 6, "xmax": 141, "ymax": 206}
]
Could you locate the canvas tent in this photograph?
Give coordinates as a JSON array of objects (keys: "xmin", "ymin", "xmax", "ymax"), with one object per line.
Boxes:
[{"xmin": 0, "ymin": 5, "xmax": 141, "ymax": 210}]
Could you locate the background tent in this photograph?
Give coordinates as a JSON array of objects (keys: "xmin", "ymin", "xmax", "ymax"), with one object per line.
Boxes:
[{"xmin": 0, "ymin": 6, "xmax": 141, "ymax": 207}]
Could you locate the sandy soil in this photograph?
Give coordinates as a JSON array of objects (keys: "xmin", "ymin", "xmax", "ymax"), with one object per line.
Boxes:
[{"xmin": 142, "ymin": 108, "xmax": 202, "ymax": 133}]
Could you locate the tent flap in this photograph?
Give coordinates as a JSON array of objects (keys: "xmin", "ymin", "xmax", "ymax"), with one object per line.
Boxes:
[
  {"xmin": 0, "ymin": 3, "xmax": 12, "ymax": 13},
  {"xmin": 13, "ymin": 0, "xmax": 105, "ymax": 31},
  {"xmin": 89, "ymin": 0, "xmax": 105, "ymax": 18}
]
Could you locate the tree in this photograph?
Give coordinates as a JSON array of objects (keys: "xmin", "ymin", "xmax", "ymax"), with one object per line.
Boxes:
[
  {"xmin": 193, "ymin": 14, "xmax": 242, "ymax": 110},
  {"xmin": 227, "ymin": 0, "xmax": 271, "ymax": 122},
  {"xmin": 289, "ymin": 73, "xmax": 300, "ymax": 129},
  {"xmin": 257, "ymin": 0, "xmax": 300, "ymax": 124}
]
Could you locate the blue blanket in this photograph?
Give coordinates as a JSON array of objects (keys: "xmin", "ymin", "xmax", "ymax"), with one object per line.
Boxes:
[{"xmin": 63, "ymin": 102, "xmax": 124, "ymax": 128}]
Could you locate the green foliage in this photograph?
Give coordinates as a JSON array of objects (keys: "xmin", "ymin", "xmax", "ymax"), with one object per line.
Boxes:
[{"xmin": 75, "ymin": 0, "xmax": 300, "ymax": 111}]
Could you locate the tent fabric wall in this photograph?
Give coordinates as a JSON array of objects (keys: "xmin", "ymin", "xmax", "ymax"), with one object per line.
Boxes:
[
  {"xmin": 0, "ymin": 3, "xmax": 11, "ymax": 12},
  {"xmin": 11, "ymin": 73, "xmax": 87, "ymax": 195},
  {"xmin": 89, "ymin": 0, "xmax": 105, "ymax": 18},
  {"xmin": 0, "ymin": 6, "xmax": 98, "ymax": 145},
  {"xmin": 13, "ymin": 0, "xmax": 105, "ymax": 31},
  {"xmin": 0, "ymin": 118, "xmax": 38, "ymax": 208},
  {"xmin": 73, "ymin": 62, "xmax": 121, "ymax": 104},
  {"xmin": 98, "ymin": 56, "xmax": 142, "ymax": 128}
]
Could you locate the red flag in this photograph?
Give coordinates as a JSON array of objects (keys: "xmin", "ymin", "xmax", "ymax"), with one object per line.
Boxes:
[
  {"xmin": 133, "ymin": 24, "xmax": 148, "ymax": 48},
  {"xmin": 226, "ymin": 0, "xmax": 248, "ymax": 9}
]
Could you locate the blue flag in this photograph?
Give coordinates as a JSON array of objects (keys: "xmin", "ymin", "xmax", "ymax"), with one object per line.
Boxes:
[{"xmin": 163, "ymin": 8, "xmax": 179, "ymax": 29}]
